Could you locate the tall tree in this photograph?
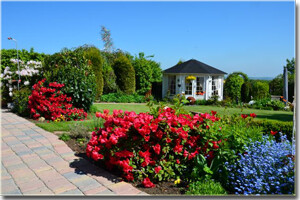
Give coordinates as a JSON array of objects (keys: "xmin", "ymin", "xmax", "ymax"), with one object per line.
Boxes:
[{"xmin": 101, "ymin": 26, "xmax": 114, "ymax": 53}]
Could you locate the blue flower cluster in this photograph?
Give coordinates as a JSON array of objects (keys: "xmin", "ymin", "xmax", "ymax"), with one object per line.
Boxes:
[{"xmin": 226, "ymin": 135, "xmax": 295, "ymax": 195}]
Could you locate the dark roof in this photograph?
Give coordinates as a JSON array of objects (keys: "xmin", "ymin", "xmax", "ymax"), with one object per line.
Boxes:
[{"xmin": 164, "ymin": 59, "xmax": 227, "ymax": 74}]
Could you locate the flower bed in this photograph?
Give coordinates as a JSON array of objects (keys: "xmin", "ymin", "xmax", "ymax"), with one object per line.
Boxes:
[
  {"xmin": 87, "ymin": 107, "xmax": 223, "ymax": 187},
  {"xmin": 85, "ymin": 103, "xmax": 295, "ymax": 195}
]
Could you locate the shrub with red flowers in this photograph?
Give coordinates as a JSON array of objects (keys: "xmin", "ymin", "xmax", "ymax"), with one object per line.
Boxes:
[
  {"xmin": 28, "ymin": 79, "xmax": 87, "ymax": 121},
  {"xmin": 86, "ymin": 106, "xmax": 226, "ymax": 188}
]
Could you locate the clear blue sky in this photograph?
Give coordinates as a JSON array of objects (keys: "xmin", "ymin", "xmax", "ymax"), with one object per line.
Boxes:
[{"xmin": 1, "ymin": 1, "xmax": 295, "ymax": 77}]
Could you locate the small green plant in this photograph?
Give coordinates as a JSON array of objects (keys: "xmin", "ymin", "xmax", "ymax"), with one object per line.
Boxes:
[
  {"xmin": 59, "ymin": 133, "xmax": 71, "ymax": 141},
  {"xmin": 186, "ymin": 179, "xmax": 227, "ymax": 195},
  {"xmin": 11, "ymin": 88, "xmax": 31, "ymax": 117},
  {"xmin": 77, "ymin": 138, "xmax": 87, "ymax": 146},
  {"xmin": 69, "ymin": 123, "xmax": 90, "ymax": 139}
]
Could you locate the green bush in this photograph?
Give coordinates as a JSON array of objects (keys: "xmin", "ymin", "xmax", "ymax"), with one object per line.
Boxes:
[
  {"xmin": 241, "ymin": 81, "xmax": 251, "ymax": 103},
  {"xmin": 100, "ymin": 92, "xmax": 146, "ymax": 103},
  {"xmin": 69, "ymin": 123, "xmax": 90, "ymax": 139},
  {"xmin": 43, "ymin": 49, "xmax": 96, "ymax": 111},
  {"xmin": 112, "ymin": 54, "xmax": 135, "ymax": 94},
  {"xmin": 249, "ymin": 98, "xmax": 286, "ymax": 111},
  {"xmin": 186, "ymin": 179, "xmax": 227, "ymax": 195},
  {"xmin": 0, "ymin": 48, "xmax": 47, "ymax": 71},
  {"xmin": 250, "ymin": 120, "xmax": 293, "ymax": 141},
  {"xmin": 59, "ymin": 133, "xmax": 71, "ymax": 142},
  {"xmin": 11, "ymin": 88, "xmax": 31, "ymax": 117},
  {"xmin": 132, "ymin": 52, "xmax": 162, "ymax": 95},
  {"xmin": 82, "ymin": 47, "xmax": 104, "ymax": 99},
  {"xmin": 251, "ymin": 81, "xmax": 270, "ymax": 100},
  {"xmin": 224, "ymin": 74, "xmax": 244, "ymax": 103}
]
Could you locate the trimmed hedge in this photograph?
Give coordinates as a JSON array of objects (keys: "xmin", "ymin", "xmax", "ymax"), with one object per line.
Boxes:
[
  {"xmin": 83, "ymin": 47, "xmax": 104, "ymax": 98},
  {"xmin": 100, "ymin": 93, "xmax": 146, "ymax": 103},
  {"xmin": 112, "ymin": 54, "xmax": 135, "ymax": 94},
  {"xmin": 251, "ymin": 120, "xmax": 293, "ymax": 141}
]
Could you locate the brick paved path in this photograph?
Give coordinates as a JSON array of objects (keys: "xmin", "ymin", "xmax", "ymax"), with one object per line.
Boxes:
[{"xmin": 1, "ymin": 110, "xmax": 147, "ymax": 196}]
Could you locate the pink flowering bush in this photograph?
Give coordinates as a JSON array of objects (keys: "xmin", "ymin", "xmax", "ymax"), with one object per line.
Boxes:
[{"xmin": 86, "ymin": 107, "xmax": 227, "ymax": 188}]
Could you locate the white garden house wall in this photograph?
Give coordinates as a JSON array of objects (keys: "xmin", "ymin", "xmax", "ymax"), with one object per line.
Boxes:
[{"xmin": 162, "ymin": 59, "xmax": 227, "ymax": 100}]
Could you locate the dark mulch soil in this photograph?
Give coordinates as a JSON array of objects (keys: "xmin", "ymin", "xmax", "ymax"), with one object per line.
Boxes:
[{"xmin": 62, "ymin": 137, "xmax": 187, "ymax": 195}]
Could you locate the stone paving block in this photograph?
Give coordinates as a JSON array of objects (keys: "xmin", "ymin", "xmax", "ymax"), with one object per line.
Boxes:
[
  {"xmin": 26, "ymin": 159, "xmax": 52, "ymax": 172},
  {"xmin": 22, "ymin": 187, "xmax": 54, "ymax": 195},
  {"xmin": 58, "ymin": 188, "xmax": 84, "ymax": 195},
  {"xmin": 36, "ymin": 169, "xmax": 64, "ymax": 182},
  {"xmin": 108, "ymin": 181, "xmax": 141, "ymax": 195},
  {"xmin": 62, "ymin": 171, "xmax": 87, "ymax": 181},
  {"xmin": 83, "ymin": 186, "xmax": 108, "ymax": 195},
  {"xmin": 2, "ymin": 158, "xmax": 24, "ymax": 168},
  {"xmin": 33, "ymin": 148, "xmax": 53, "ymax": 156},
  {"xmin": 1, "ymin": 178, "xmax": 20, "ymax": 194},
  {"xmin": 18, "ymin": 179, "xmax": 46, "ymax": 193},
  {"xmin": 1, "ymin": 189, "xmax": 22, "ymax": 195},
  {"xmin": 16, "ymin": 150, "xmax": 35, "ymax": 156},
  {"xmin": 44, "ymin": 155, "xmax": 65, "ymax": 165},
  {"xmin": 26, "ymin": 142, "xmax": 43, "ymax": 149},
  {"xmin": 97, "ymin": 188, "xmax": 115, "ymax": 195},
  {"xmin": 45, "ymin": 178, "xmax": 77, "ymax": 194},
  {"xmin": 74, "ymin": 178, "xmax": 102, "ymax": 192},
  {"xmin": 1, "ymin": 169, "xmax": 12, "ymax": 180},
  {"xmin": 54, "ymin": 146, "xmax": 73, "ymax": 154},
  {"xmin": 5, "ymin": 163, "xmax": 28, "ymax": 172},
  {"xmin": 23, "ymin": 129, "xmax": 38, "ymax": 135}
]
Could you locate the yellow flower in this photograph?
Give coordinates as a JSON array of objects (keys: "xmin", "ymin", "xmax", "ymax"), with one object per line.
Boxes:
[{"xmin": 174, "ymin": 178, "xmax": 181, "ymax": 185}]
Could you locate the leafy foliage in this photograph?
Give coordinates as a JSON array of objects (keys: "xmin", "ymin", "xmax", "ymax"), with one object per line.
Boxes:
[
  {"xmin": 59, "ymin": 133, "xmax": 71, "ymax": 142},
  {"xmin": 11, "ymin": 88, "xmax": 31, "ymax": 117},
  {"xmin": 100, "ymin": 92, "xmax": 146, "ymax": 103},
  {"xmin": 186, "ymin": 179, "xmax": 227, "ymax": 195},
  {"xmin": 0, "ymin": 48, "xmax": 47, "ymax": 71},
  {"xmin": 82, "ymin": 46, "xmax": 104, "ymax": 98},
  {"xmin": 43, "ymin": 49, "xmax": 96, "ymax": 111},
  {"xmin": 224, "ymin": 74, "xmax": 244, "ymax": 103},
  {"xmin": 132, "ymin": 52, "xmax": 162, "ymax": 95},
  {"xmin": 112, "ymin": 54, "xmax": 135, "ymax": 94},
  {"xmin": 251, "ymin": 81, "xmax": 270, "ymax": 100},
  {"xmin": 241, "ymin": 81, "xmax": 251, "ymax": 103},
  {"xmin": 69, "ymin": 123, "xmax": 90, "ymax": 139}
]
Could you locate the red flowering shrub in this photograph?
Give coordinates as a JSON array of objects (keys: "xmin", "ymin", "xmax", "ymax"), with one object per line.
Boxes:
[
  {"xmin": 28, "ymin": 79, "xmax": 87, "ymax": 121},
  {"xmin": 86, "ymin": 107, "xmax": 225, "ymax": 187}
]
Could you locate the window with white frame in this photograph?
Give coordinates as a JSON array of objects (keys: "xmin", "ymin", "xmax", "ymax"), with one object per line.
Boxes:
[
  {"xmin": 212, "ymin": 76, "xmax": 219, "ymax": 96},
  {"xmin": 196, "ymin": 77, "xmax": 204, "ymax": 95},
  {"xmin": 168, "ymin": 75, "xmax": 176, "ymax": 95},
  {"xmin": 185, "ymin": 81, "xmax": 192, "ymax": 95}
]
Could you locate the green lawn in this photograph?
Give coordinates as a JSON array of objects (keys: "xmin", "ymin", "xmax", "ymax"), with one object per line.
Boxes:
[{"xmin": 35, "ymin": 103, "xmax": 293, "ymax": 133}]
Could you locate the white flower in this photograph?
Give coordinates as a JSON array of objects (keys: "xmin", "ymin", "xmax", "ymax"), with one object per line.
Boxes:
[
  {"xmin": 9, "ymin": 92, "xmax": 13, "ymax": 97},
  {"xmin": 9, "ymin": 87, "xmax": 13, "ymax": 92},
  {"xmin": 24, "ymin": 81, "xmax": 29, "ymax": 86}
]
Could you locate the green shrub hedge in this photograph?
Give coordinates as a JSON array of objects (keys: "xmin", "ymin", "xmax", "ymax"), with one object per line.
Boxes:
[
  {"xmin": 100, "ymin": 93, "xmax": 146, "ymax": 103},
  {"xmin": 112, "ymin": 54, "xmax": 135, "ymax": 94},
  {"xmin": 251, "ymin": 120, "xmax": 293, "ymax": 141}
]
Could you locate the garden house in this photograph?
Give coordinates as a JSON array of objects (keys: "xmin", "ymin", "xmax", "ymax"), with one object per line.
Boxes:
[{"xmin": 162, "ymin": 59, "xmax": 227, "ymax": 100}]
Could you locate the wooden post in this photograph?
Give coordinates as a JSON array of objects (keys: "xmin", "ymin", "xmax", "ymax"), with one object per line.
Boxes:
[{"xmin": 283, "ymin": 66, "xmax": 288, "ymax": 106}]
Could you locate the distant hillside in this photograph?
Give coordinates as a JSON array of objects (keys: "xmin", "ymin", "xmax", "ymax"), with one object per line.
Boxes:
[{"xmin": 249, "ymin": 77, "xmax": 274, "ymax": 80}]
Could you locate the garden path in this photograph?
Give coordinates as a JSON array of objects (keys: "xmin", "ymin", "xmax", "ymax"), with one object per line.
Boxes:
[{"xmin": 1, "ymin": 110, "xmax": 147, "ymax": 196}]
